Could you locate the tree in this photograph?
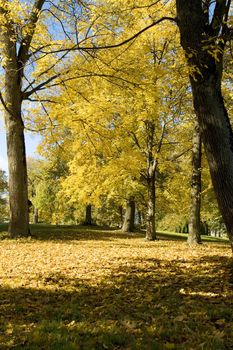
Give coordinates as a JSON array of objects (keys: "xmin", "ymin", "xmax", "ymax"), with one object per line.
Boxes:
[
  {"xmin": 38, "ymin": 15, "xmax": 190, "ymax": 240},
  {"xmin": 0, "ymin": 0, "xmax": 106, "ymax": 236},
  {"xmin": 0, "ymin": 0, "xmax": 45, "ymax": 235},
  {"xmin": 175, "ymin": 0, "xmax": 233, "ymax": 250}
]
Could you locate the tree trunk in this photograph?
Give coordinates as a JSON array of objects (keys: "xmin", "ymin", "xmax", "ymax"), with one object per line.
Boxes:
[
  {"xmin": 0, "ymin": 1, "xmax": 45, "ymax": 237},
  {"xmin": 138, "ymin": 211, "xmax": 142, "ymax": 227},
  {"xmin": 34, "ymin": 207, "xmax": 39, "ymax": 224},
  {"xmin": 118, "ymin": 205, "xmax": 124, "ymax": 228},
  {"xmin": 176, "ymin": 0, "xmax": 233, "ymax": 251},
  {"xmin": 122, "ymin": 197, "xmax": 135, "ymax": 232},
  {"xmin": 6, "ymin": 117, "xmax": 29, "ymax": 236},
  {"xmin": 191, "ymin": 81, "xmax": 233, "ymax": 250},
  {"xmin": 145, "ymin": 120, "xmax": 158, "ymax": 241},
  {"xmin": 84, "ymin": 204, "xmax": 92, "ymax": 225},
  {"xmin": 188, "ymin": 118, "xmax": 202, "ymax": 245},
  {"xmin": 146, "ymin": 176, "xmax": 156, "ymax": 240},
  {"xmin": 2, "ymin": 28, "xmax": 29, "ymax": 237}
]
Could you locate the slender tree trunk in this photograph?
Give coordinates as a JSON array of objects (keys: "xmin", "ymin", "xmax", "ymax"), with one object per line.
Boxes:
[
  {"xmin": 176, "ymin": 0, "xmax": 233, "ymax": 251},
  {"xmin": 138, "ymin": 211, "xmax": 142, "ymax": 227},
  {"xmin": 84, "ymin": 204, "xmax": 92, "ymax": 225},
  {"xmin": 145, "ymin": 120, "xmax": 158, "ymax": 241},
  {"xmin": 118, "ymin": 205, "xmax": 124, "ymax": 228},
  {"xmin": 122, "ymin": 197, "xmax": 135, "ymax": 232},
  {"xmin": 146, "ymin": 175, "xmax": 157, "ymax": 240},
  {"xmin": 188, "ymin": 118, "xmax": 202, "ymax": 245},
  {"xmin": 34, "ymin": 207, "xmax": 39, "ymax": 224}
]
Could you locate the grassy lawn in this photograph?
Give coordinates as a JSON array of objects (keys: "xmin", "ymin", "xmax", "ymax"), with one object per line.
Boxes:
[{"xmin": 0, "ymin": 225, "xmax": 232, "ymax": 349}]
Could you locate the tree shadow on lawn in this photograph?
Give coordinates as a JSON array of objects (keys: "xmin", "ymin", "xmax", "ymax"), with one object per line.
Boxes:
[
  {"xmin": 0, "ymin": 223, "xmax": 145, "ymax": 242},
  {"xmin": 29, "ymin": 228, "xmax": 145, "ymax": 242},
  {"xmin": 0, "ymin": 224, "xmax": 229, "ymax": 246},
  {"xmin": 0, "ymin": 255, "xmax": 232, "ymax": 349}
]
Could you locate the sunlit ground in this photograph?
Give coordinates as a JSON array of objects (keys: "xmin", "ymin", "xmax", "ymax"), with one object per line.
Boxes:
[{"xmin": 0, "ymin": 226, "xmax": 232, "ymax": 349}]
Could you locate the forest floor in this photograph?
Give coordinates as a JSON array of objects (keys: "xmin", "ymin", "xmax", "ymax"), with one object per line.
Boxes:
[{"xmin": 0, "ymin": 225, "xmax": 232, "ymax": 349}]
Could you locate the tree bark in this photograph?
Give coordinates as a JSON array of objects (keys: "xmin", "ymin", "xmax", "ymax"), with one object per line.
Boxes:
[
  {"xmin": 176, "ymin": 0, "xmax": 233, "ymax": 251},
  {"xmin": 6, "ymin": 116, "xmax": 29, "ymax": 236},
  {"xmin": 122, "ymin": 197, "xmax": 135, "ymax": 232},
  {"xmin": 188, "ymin": 118, "xmax": 202, "ymax": 245}
]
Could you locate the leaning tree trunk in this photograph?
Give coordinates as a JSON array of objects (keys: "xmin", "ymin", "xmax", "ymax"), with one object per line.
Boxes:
[
  {"xmin": 176, "ymin": 0, "xmax": 233, "ymax": 251},
  {"xmin": 188, "ymin": 117, "xmax": 202, "ymax": 245},
  {"xmin": 122, "ymin": 197, "xmax": 135, "ymax": 232},
  {"xmin": 3, "ymin": 29, "xmax": 29, "ymax": 237}
]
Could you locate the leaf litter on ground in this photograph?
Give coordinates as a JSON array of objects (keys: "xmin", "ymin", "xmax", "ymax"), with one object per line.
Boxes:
[{"xmin": 0, "ymin": 227, "xmax": 232, "ymax": 349}]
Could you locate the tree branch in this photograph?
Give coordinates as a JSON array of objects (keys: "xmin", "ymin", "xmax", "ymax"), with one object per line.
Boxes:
[
  {"xmin": 38, "ymin": 16, "xmax": 177, "ymax": 55},
  {"xmin": 22, "ymin": 73, "xmax": 62, "ymax": 98},
  {"xmin": 211, "ymin": 0, "xmax": 229, "ymax": 36},
  {"xmin": 18, "ymin": 0, "xmax": 46, "ymax": 67}
]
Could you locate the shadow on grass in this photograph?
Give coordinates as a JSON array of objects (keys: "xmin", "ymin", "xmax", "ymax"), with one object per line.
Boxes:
[
  {"xmin": 0, "ymin": 223, "xmax": 229, "ymax": 247},
  {"xmin": 0, "ymin": 223, "xmax": 145, "ymax": 242},
  {"xmin": 0, "ymin": 255, "xmax": 232, "ymax": 349}
]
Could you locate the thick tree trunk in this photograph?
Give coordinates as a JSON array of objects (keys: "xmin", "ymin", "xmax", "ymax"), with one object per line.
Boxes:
[
  {"xmin": 191, "ymin": 81, "xmax": 233, "ymax": 250},
  {"xmin": 146, "ymin": 176, "xmax": 156, "ymax": 240},
  {"xmin": 176, "ymin": 0, "xmax": 233, "ymax": 251},
  {"xmin": 188, "ymin": 118, "xmax": 202, "ymax": 245},
  {"xmin": 0, "ymin": 1, "xmax": 45, "ymax": 237},
  {"xmin": 84, "ymin": 204, "xmax": 92, "ymax": 225},
  {"xmin": 5, "ymin": 109, "xmax": 29, "ymax": 237},
  {"xmin": 3, "ymin": 31, "xmax": 29, "ymax": 237},
  {"xmin": 122, "ymin": 197, "xmax": 135, "ymax": 232}
]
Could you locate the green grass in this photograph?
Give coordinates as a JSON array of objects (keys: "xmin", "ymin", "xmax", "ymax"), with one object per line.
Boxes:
[{"xmin": 0, "ymin": 223, "xmax": 229, "ymax": 244}]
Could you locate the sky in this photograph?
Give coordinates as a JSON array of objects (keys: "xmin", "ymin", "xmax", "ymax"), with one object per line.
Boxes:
[{"xmin": 0, "ymin": 119, "xmax": 41, "ymax": 175}]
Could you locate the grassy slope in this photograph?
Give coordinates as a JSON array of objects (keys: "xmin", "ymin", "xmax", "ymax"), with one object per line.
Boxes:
[{"xmin": 0, "ymin": 225, "xmax": 232, "ymax": 349}]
